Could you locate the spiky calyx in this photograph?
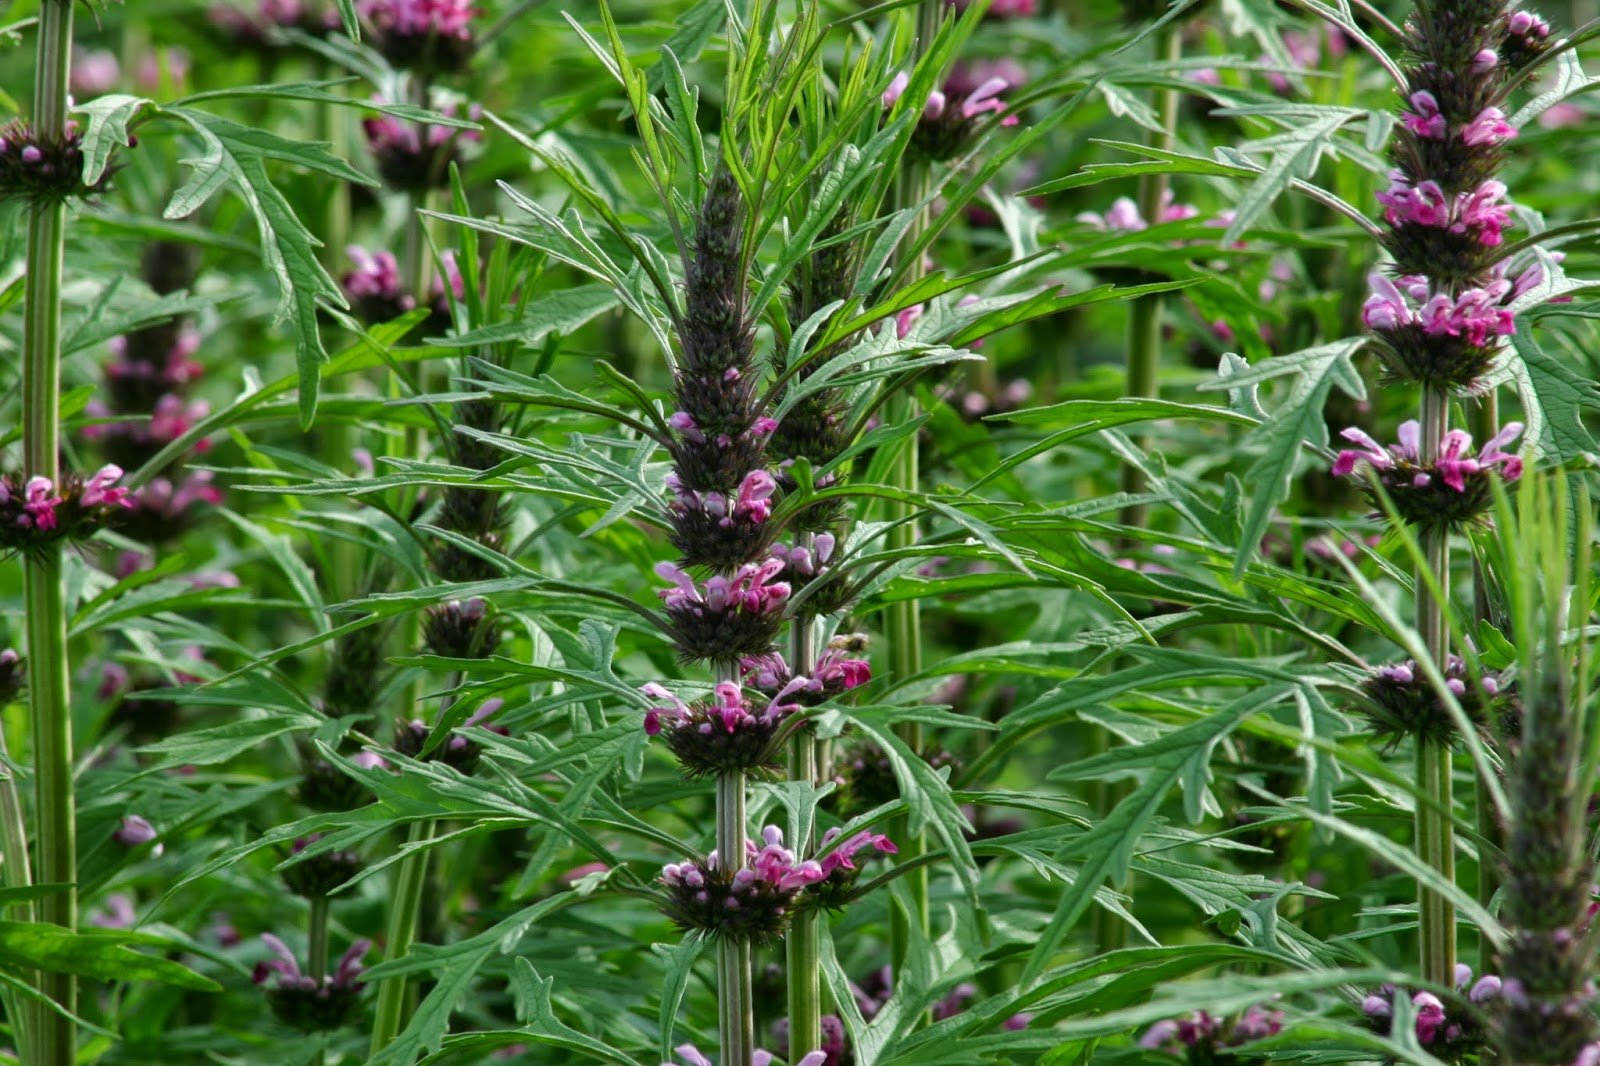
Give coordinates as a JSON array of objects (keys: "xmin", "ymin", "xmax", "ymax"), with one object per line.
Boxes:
[
  {"xmin": 281, "ymin": 835, "xmax": 364, "ymax": 898},
  {"xmin": 0, "ymin": 119, "xmax": 119, "ymax": 204}
]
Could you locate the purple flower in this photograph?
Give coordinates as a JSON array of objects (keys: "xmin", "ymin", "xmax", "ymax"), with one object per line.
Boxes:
[
  {"xmin": 1460, "ymin": 107, "xmax": 1517, "ymax": 147},
  {"xmin": 816, "ymin": 827, "xmax": 896, "ymax": 877},
  {"xmin": 1401, "ymin": 90, "xmax": 1447, "ymax": 139},
  {"xmin": 113, "ymin": 815, "xmax": 157, "ymax": 846},
  {"xmin": 1375, "ymin": 173, "xmax": 1512, "ymax": 246}
]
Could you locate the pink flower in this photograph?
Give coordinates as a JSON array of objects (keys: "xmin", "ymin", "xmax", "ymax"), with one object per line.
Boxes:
[
  {"xmin": 23, "ymin": 477, "xmax": 61, "ymax": 531},
  {"xmin": 1401, "ymin": 90, "xmax": 1447, "ymax": 139},
  {"xmin": 81, "ymin": 465, "xmax": 131, "ymax": 509},
  {"xmin": 1460, "ymin": 106, "xmax": 1517, "ymax": 146},
  {"xmin": 113, "ymin": 815, "xmax": 157, "ymax": 846},
  {"xmin": 360, "ymin": 0, "xmax": 474, "ymax": 40}
]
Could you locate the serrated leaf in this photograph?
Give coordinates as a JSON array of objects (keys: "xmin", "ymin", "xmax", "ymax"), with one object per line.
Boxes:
[
  {"xmin": 72, "ymin": 94, "xmax": 151, "ymax": 184},
  {"xmin": 1021, "ymin": 686, "xmax": 1292, "ymax": 987},
  {"xmin": 0, "ymin": 922, "xmax": 221, "ymax": 991},
  {"xmin": 1201, "ymin": 338, "xmax": 1367, "ymax": 576}
]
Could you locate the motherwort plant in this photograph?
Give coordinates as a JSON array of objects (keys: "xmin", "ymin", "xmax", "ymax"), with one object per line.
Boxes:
[{"xmin": 1328, "ymin": 0, "xmax": 1554, "ymax": 987}]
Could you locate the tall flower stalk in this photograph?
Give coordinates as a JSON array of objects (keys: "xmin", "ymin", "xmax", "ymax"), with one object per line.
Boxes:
[
  {"xmin": 22, "ymin": 4, "xmax": 79, "ymax": 1062},
  {"xmin": 1330, "ymin": 0, "xmax": 1550, "ymax": 987}
]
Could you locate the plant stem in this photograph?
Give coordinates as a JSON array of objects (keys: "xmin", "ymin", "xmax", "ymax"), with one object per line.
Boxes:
[
  {"xmin": 1116, "ymin": 22, "xmax": 1182, "ymax": 530},
  {"xmin": 1472, "ymin": 391, "xmax": 1500, "ymax": 977},
  {"xmin": 715, "ymin": 767, "xmax": 752, "ymax": 1066},
  {"xmin": 24, "ymin": 5, "xmax": 77, "ymax": 1065},
  {"xmin": 1415, "ymin": 386, "xmax": 1455, "ymax": 986},
  {"xmin": 884, "ymin": 0, "xmax": 940, "ymax": 978},
  {"xmin": 368, "ymin": 819, "xmax": 436, "ymax": 1057},
  {"xmin": 785, "ymin": 606, "xmax": 820, "ymax": 1060},
  {"xmin": 307, "ymin": 895, "xmax": 330, "ymax": 984}
]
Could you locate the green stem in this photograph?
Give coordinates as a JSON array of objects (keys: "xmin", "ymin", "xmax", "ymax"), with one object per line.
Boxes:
[
  {"xmin": 307, "ymin": 895, "xmax": 330, "ymax": 984},
  {"xmin": 1472, "ymin": 391, "xmax": 1499, "ymax": 978},
  {"xmin": 785, "ymin": 608, "xmax": 820, "ymax": 1060},
  {"xmin": 24, "ymin": 5, "xmax": 77, "ymax": 1065},
  {"xmin": 1116, "ymin": 22, "xmax": 1182, "ymax": 530},
  {"xmin": 884, "ymin": 0, "xmax": 940, "ymax": 979},
  {"xmin": 1415, "ymin": 387, "xmax": 1455, "ymax": 986},
  {"xmin": 715, "ymin": 768, "xmax": 752, "ymax": 1066},
  {"xmin": 368, "ymin": 819, "xmax": 436, "ymax": 1057}
]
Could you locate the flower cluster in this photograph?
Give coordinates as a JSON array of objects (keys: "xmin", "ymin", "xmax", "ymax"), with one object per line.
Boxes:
[
  {"xmin": 362, "ymin": 103, "xmax": 481, "ymax": 192},
  {"xmin": 642, "ymin": 681, "xmax": 794, "ymax": 777},
  {"xmin": 1363, "ymin": 964, "xmax": 1499, "ymax": 1061},
  {"xmin": 342, "ymin": 246, "xmax": 414, "ymax": 323},
  {"xmin": 666, "ymin": 468, "xmax": 779, "ymax": 568},
  {"xmin": 884, "ymin": 69, "xmax": 1020, "ymax": 162},
  {"xmin": 740, "ymin": 640, "xmax": 871, "ymax": 708},
  {"xmin": 659, "ymin": 826, "xmax": 826, "ymax": 943},
  {"xmin": 422, "ymin": 597, "xmax": 499, "ymax": 660},
  {"xmin": 1358, "ymin": 654, "xmax": 1514, "ymax": 749},
  {"xmin": 0, "ymin": 118, "xmax": 114, "ymax": 204},
  {"xmin": 253, "ymin": 935, "xmax": 370, "ymax": 1031},
  {"xmin": 360, "ymin": 0, "xmax": 476, "ymax": 74},
  {"xmin": 393, "ymin": 698, "xmax": 508, "ymax": 774},
  {"xmin": 1331, "ymin": 419, "xmax": 1523, "ymax": 529},
  {"xmin": 1377, "ymin": 173, "xmax": 1513, "ymax": 285},
  {"xmin": 1360, "ymin": 270, "xmax": 1520, "ymax": 388},
  {"xmin": 280, "ymin": 834, "xmax": 364, "ymax": 898},
  {"xmin": 0, "ymin": 467, "xmax": 131, "ymax": 553},
  {"xmin": 117, "ymin": 473, "xmax": 225, "ymax": 545},
  {"xmin": 768, "ymin": 534, "xmax": 855, "ymax": 615},
  {"xmin": 655, "ymin": 559, "xmax": 790, "ymax": 664},
  {"xmin": 803, "ymin": 827, "xmax": 897, "ymax": 911},
  {"xmin": 1502, "ymin": 10, "xmax": 1553, "ymax": 70},
  {"xmin": 1140, "ymin": 1005, "xmax": 1285, "ymax": 1058}
]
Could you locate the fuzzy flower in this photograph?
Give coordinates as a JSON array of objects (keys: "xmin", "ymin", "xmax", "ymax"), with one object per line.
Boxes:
[
  {"xmin": 280, "ymin": 833, "xmax": 364, "ymax": 898},
  {"xmin": 655, "ymin": 559, "xmax": 790, "ymax": 663},
  {"xmin": 883, "ymin": 69, "xmax": 1020, "ymax": 162},
  {"xmin": 1460, "ymin": 107, "xmax": 1517, "ymax": 147},
  {"xmin": 360, "ymin": 0, "xmax": 475, "ymax": 73},
  {"xmin": 115, "ymin": 472, "xmax": 222, "ymax": 546},
  {"xmin": 802, "ymin": 826, "xmax": 897, "ymax": 911},
  {"xmin": 253, "ymin": 935, "xmax": 371, "ymax": 1031},
  {"xmin": 1504, "ymin": 10, "xmax": 1554, "ymax": 69},
  {"xmin": 1140, "ymin": 1006, "xmax": 1283, "ymax": 1053},
  {"xmin": 113, "ymin": 815, "xmax": 158, "ymax": 846},
  {"xmin": 393, "ymin": 698, "xmax": 508, "ymax": 773},
  {"xmin": 1377, "ymin": 175, "xmax": 1512, "ymax": 244},
  {"xmin": 0, "ymin": 118, "xmax": 114, "ymax": 204},
  {"xmin": 70, "ymin": 49, "xmax": 122, "ymax": 96},
  {"xmin": 343, "ymin": 246, "xmax": 415, "ymax": 322},
  {"xmin": 768, "ymin": 533, "xmax": 856, "ymax": 615},
  {"xmin": 362, "ymin": 101, "xmax": 481, "ymax": 192},
  {"xmin": 421, "ymin": 597, "xmax": 498, "ymax": 660},
  {"xmin": 0, "ymin": 467, "xmax": 133, "ymax": 552},
  {"xmin": 641, "ymin": 681, "xmax": 796, "ymax": 777},
  {"xmin": 1362, "ymin": 969, "xmax": 1495, "ymax": 1056},
  {"xmin": 1359, "ymin": 654, "xmax": 1514, "ymax": 749},
  {"xmin": 666, "ymin": 468, "xmax": 779, "ymax": 568},
  {"xmin": 1076, "ymin": 189, "xmax": 1201, "ymax": 232},
  {"xmin": 658, "ymin": 826, "xmax": 826, "ymax": 943},
  {"xmin": 1361, "ymin": 271, "xmax": 1516, "ymax": 389},
  {"xmin": 1332, "ymin": 420, "xmax": 1523, "ymax": 528},
  {"xmin": 1401, "ymin": 90, "xmax": 1448, "ymax": 139},
  {"xmin": 739, "ymin": 641, "xmax": 871, "ymax": 708}
]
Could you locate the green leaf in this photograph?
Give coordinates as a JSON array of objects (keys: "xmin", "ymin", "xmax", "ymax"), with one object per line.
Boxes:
[
  {"xmin": 162, "ymin": 107, "xmax": 364, "ymax": 426},
  {"xmin": 1511, "ymin": 329, "xmax": 1600, "ymax": 463},
  {"xmin": 1202, "ymin": 338, "xmax": 1367, "ymax": 576},
  {"xmin": 1021, "ymin": 686, "xmax": 1288, "ymax": 987},
  {"xmin": 0, "ymin": 922, "xmax": 221, "ymax": 991},
  {"xmin": 72, "ymin": 94, "xmax": 151, "ymax": 184}
]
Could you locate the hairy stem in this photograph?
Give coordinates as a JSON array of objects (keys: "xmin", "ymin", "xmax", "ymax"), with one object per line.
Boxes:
[
  {"xmin": 715, "ymin": 767, "xmax": 752, "ymax": 1066},
  {"xmin": 1415, "ymin": 387, "xmax": 1456, "ymax": 986},
  {"xmin": 24, "ymin": 5, "xmax": 77, "ymax": 1064},
  {"xmin": 368, "ymin": 819, "xmax": 436, "ymax": 1057},
  {"xmin": 785, "ymin": 605, "xmax": 820, "ymax": 1059}
]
